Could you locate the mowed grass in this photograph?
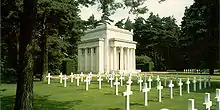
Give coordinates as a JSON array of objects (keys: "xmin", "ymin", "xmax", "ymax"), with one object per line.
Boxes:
[{"xmin": 1, "ymin": 74, "xmax": 220, "ymax": 110}]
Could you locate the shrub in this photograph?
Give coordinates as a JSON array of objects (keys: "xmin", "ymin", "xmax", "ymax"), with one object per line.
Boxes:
[{"xmin": 136, "ymin": 56, "xmax": 154, "ymax": 72}]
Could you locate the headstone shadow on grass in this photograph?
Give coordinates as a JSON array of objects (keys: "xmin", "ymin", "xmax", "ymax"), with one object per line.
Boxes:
[
  {"xmin": 1, "ymin": 95, "xmax": 82, "ymax": 110},
  {"xmin": 108, "ymin": 107, "xmax": 121, "ymax": 110},
  {"xmin": 104, "ymin": 92, "xmax": 114, "ymax": 95},
  {"xmin": 76, "ymin": 88, "xmax": 85, "ymax": 91},
  {"xmin": 130, "ymin": 102, "xmax": 144, "ymax": 106},
  {"xmin": 0, "ymin": 89, "xmax": 7, "ymax": 92},
  {"xmin": 148, "ymin": 99, "xmax": 158, "ymax": 102}
]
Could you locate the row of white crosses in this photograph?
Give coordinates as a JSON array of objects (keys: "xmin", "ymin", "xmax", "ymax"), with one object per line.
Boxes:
[
  {"xmin": 154, "ymin": 75, "xmax": 212, "ymax": 103},
  {"xmin": 47, "ymin": 72, "xmax": 216, "ymax": 110},
  {"xmin": 184, "ymin": 69, "xmax": 201, "ymax": 73},
  {"xmin": 188, "ymin": 89, "xmax": 220, "ymax": 110},
  {"xmin": 84, "ymin": 72, "xmax": 125, "ymax": 92},
  {"xmin": 45, "ymin": 72, "xmax": 87, "ymax": 87},
  {"xmin": 46, "ymin": 72, "xmax": 211, "ymax": 97}
]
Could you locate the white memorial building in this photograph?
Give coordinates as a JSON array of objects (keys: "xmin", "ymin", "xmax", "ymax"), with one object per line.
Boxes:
[{"xmin": 78, "ymin": 24, "xmax": 137, "ymax": 74}]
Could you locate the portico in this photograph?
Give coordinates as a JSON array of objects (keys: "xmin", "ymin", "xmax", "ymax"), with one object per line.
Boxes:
[{"xmin": 78, "ymin": 24, "xmax": 137, "ymax": 74}]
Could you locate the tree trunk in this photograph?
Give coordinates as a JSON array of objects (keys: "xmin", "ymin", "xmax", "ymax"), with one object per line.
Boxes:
[
  {"xmin": 14, "ymin": 0, "xmax": 36, "ymax": 109},
  {"xmin": 39, "ymin": 16, "xmax": 47, "ymax": 81},
  {"xmin": 39, "ymin": 35, "xmax": 48, "ymax": 81}
]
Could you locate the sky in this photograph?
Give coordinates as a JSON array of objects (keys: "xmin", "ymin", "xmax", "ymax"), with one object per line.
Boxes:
[{"xmin": 79, "ymin": 0, "xmax": 194, "ymax": 26}]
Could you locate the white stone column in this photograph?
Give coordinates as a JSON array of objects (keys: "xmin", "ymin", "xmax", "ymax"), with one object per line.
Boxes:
[
  {"xmin": 110, "ymin": 47, "xmax": 113, "ymax": 72},
  {"xmin": 98, "ymin": 45, "xmax": 104, "ymax": 73},
  {"xmin": 120, "ymin": 47, "xmax": 124, "ymax": 72},
  {"xmin": 104, "ymin": 38, "xmax": 109, "ymax": 73},
  {"xmin": 91, "ymin": 48, "xmax": 93, "ymax": 72},
  {"xmin": 113, "ymin": 46, "xmax": 117, "ymax": 71},
  {"xmin": 133, "ymin": 48, "xmax": 136, "ymax": 72},
  {"xmin": 96, "ymin": 47, "xmax": 99, "ymax": 72},
  {"xmin": 78, "ymin": 48, "xmax": 81, "ymax": 72},
  {"xmin": 127, "ymin": 48, "xmax": 130, "ymax": 72},
  {"xmin": 124, "ymin": 48, "xmax": 127, "ymax": 71},
  {"xmin": 130, "ymin": 48, "xmax": 133, "ymax": 72},
  {"xmin": 85, "ymin": 48, "xmax": 88, "ymax": 72}
]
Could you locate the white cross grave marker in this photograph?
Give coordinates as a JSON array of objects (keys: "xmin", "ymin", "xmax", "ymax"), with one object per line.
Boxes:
[
  {"xmin": 144, "ymin": 73, "xmax": 147, "ymax": 83},
  {"xmin": 193, "ymin": 76, "xmax": 197, "ymax": 92},
  {"xmin": 114, "ymin": 77, "xmax": 120, "ymax": 95},
  {"xmin": 204, "ymin": 76, "xmax": 207, "ymax": 88},
  {"xmin": 63, "ymin": 75, "xmax": 68, "ymax": 87},
  {"xmin": 163, "ymin": 75, "xmax": 167, "ymax": 87},
  {"xmin": 97, "ymin": 72, "xmax": 101, "ymax": 78},
  {"xmin": 215, "ymin": 89, "xmax": 220, "ymax": 110},
  {"xmin": 88, "ymin": 72, "xmax": 93, "ymax": 84},
  {"xmin": 138, "ymin": 76, "xmax": 143, "ymax": 91},
  {"xmin": 168, "ymin": 80, "xmax": 174, "ymax": 99},
  {"xmin": 112, "ymin": 71, "xmax": 115, "ymax": 77},
  {"xmin": 208, "ymin": 76, "xmax": 211, "ymax": 87},
  {"xmin": 170, "ymin": 74, "xmax": 173, "ymax": 80},
  {"xmin": 80, "ymin": 72, "xmax": 84, "ymax": 82},
  {"xmin": 105, "ymin": 72, "xmax": 110, "ymax": 83},
  {"xmin": 119, "ymin": 74, "xmax": 125, "ymax": 86},
  {"xmin": 142, "ymin": 83, "xmax": 150, "ymax": 106},
  {"xmin": 97, "ymin": 75, "xmax": 103, "ymax": 89},
  {"xmin": 188, "ymin": 99, "xmax": 197, "ymax": 110},
  {"xmin": 75, "ymin": 74, "xmax": 80, "ymax": 86},
  {"xmin": 150, "ymin": 73, "xmax": 154, "ymax": 78},
  {"xmin": 89, "ymin": 72, "xmax": 93, "ymax": 78},
  {"xmin": 176, "ymin": 73, "xmax": 179, "ymax": 81},
  {"xmin": 186, "ymin": 78, "xmax": 190, "ymax": 94},
  {"xmin": 109, "ymin": 74, "xmax": 114, "ymax": 88},
  {"xmin": 84, "ymin": 76, "xmax": 90, "ymax": 91},
  {"xmin": 46, "ymin": 73, "xmax": 52, "ymax": 84},
  {"xmin": 59, "ymin": 72, "xmax": 63, "ymax": 83},
  {"xmin": 156, "ymin": 75, "xmax": 160, "ymax": 85},
  {"xmin": 199, "ymin": 76, "xmax": 202, "ymax": 90},
  {"xmin": 178, "ymin": 78, "xmax": 183, "ymax": 96},
  {"xmin": 123, "ymin": 85, "xmax": 133, "ymax": 110},
  {"xmin": 157, "ymin": 81, "xmax": 163, "ymax": 102},
  {"xmin": 148, "ymin": 76, "xmax": 152, "ymax": 89},
  {"xmin": 70, "ymin": 72, "xmax": 74, "ymax": 83},
  {"xmin": 203, "ymin": 93, "xmax": 212, "ymax": 110},
  {"xmin": 136, "ymin": 73, "xmax": 140, "ymax": 83},
  {"xmin": 129, "ymin": 72, "xmax": 132, "ymax": 78},
  {"xmin": 126, "ymin": 76, "xmax": 133, "ymax": 87}
]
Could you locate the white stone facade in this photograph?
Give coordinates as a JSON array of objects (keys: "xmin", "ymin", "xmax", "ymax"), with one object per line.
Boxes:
[{"xmin": 78, "ymin": 24, "xmax": 137, "ymax": 74}]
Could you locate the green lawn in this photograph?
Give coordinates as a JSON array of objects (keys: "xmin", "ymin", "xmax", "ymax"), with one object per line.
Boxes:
[{"xmin": 1, "ymin": 74, "xmax": 220, "ymax": 110}]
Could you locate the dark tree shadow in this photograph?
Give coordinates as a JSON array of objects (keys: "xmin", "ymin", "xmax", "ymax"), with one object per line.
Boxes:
[{"xmin": 0, "ymin": 95, "xmax": 82, "ymax": 110}]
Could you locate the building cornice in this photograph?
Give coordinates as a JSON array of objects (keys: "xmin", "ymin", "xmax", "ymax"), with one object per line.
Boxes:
[
  {"xmin": 110, "ymin": 38, "xmax": 137, "ymax": 44},
  {"xmin": 85, "ymin": 24, "xmax": 133, "ymax": 35},
  {"xmin": 79, "ymin": 38, "xmax": 104, "ymax": 44}
]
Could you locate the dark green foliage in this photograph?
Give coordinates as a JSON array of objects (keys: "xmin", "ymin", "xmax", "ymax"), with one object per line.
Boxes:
[
  {"xmin": 179, "ymin": 0, "xmax": 219, "ymax": 74},
  {"xmin": 124, "ymin": 17, "xmax": 133, "ymax": 31},
  {"xmin": 61, "ymin": 59, "xmax": 77, "ymax": 75},
  {"xmin": 114, "ymin": 18, "xmax": 125, "ymax": 29},
  {"xmin": 1, "ymin": 0, "xmax": 22, "ymax": 78},
  {"xmin": 85, "ymin": 14, "xmax": 101, "ymax": 29},
  {"xmin": 132, "ymin": 13, "xmax": 180, "ymax": 71}
]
